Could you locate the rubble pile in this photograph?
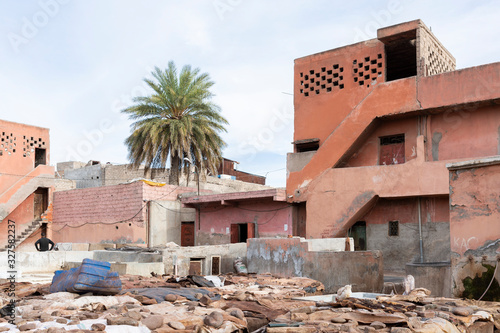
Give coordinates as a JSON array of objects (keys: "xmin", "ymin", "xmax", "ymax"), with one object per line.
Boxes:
[
  {"xmin": 0, "ymin": 273, "xmax": 323, "ymax": 332},
  {"xmin": 271, "ymin": 288, "xmax": 500, "ymax": 332},
  {"xmin": 0, "ymin": 274, "xmax": 499, "ymax": 332}
]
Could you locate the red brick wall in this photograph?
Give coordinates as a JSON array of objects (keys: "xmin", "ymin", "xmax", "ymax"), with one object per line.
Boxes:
[
  {"xmin": 52, "ymin": 182, "xmax": 147, "ymax": 244},
  {"xmin": 51, "ymin": 181, "xmax": 202, "ymax": 244}
]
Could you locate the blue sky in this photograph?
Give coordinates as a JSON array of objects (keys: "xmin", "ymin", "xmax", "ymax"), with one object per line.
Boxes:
[{"xmin": 1, "ymin": 0, "xmax": 499, "ymax": 187}]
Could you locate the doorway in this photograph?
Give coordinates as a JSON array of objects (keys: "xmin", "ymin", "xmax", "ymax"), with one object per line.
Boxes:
[
  {"xmin": 230, "ymin": 223, "xmax": 255, "ymax": 243},
  {"xmin": 35, "ymin": 148, "xmax": 47, "ymax": 167},
  {"xmin": 181, "ymin": 222, "xmax": 195, "ymax": 246},
  {"xmin": 34, "ymin": 188, "xmax": 49, "ymax": 221},
  {"xmin": 349, "ymin": 221, "xmax": 367, "ymax": 251}
]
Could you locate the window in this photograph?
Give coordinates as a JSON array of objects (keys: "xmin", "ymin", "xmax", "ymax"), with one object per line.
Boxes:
[
  {"xmin": 211, "ymin": 256, "xmax": 221, "ymax": 275},
  {"xmin": 388, "ymin": 221, "xmax": 399, "ymax": 236},
  {"xmin": 379, "ymin": 134, "xmax": 405, "ymax": 165}
]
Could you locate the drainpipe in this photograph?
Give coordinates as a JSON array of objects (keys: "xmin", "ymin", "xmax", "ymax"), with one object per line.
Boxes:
[
  {"xmin": 146, "ymin": 201, "xmax": 150, "ymax": 248},
  {"xmin": 418, "ymin": 197, "xmax": 424, "ymax": 263}
]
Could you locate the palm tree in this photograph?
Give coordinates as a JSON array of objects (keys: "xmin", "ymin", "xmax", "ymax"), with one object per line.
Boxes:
[{"xmin": 122, "ymin": 61, "xmax": 228, "ymax": 185}]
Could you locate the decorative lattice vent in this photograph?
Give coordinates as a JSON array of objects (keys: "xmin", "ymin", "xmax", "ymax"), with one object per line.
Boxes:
[
  {"xmin": 0, "ymin": 132, "xmax": 16, "ymax": 156},
  {"xmin": 299, "ymin": 64, "xmax": 345, "ymax": 97},
  {"xmin": 22, "ymin": 136, "xmax": 46, "ymax": 157},
  {"xmin": 426, "ymin": 47, "xmax": 454, "ymax": 76},
  {"xmin": 353, "ymin": 54, "xmax": 383, "ymax": 87}
]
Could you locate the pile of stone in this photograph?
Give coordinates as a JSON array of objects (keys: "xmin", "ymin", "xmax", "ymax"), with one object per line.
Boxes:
[
  {"xmin": 268, "ymin": 288, "xmax": 500, "ymax": 332},
  {"xmin": 0, "ymin": 273, "xmax": 323, "ymax": 332},
  {"xmin": 0, "ymin": 274, "xmax": 499, "ymax": 332}
]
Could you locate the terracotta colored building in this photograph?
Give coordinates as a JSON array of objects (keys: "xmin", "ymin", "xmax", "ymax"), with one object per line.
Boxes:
[
  {"xmin": 181, "ymin": 189, "xmax": 292, "ymax": 245},
  {"xmin": 286, "ymin": 20, "xmax": 500, "ymax": 299},
  {"xmin": 217, "ymin": 158, "xmax": 266, "ymax": 185},
  {"xmin": 0, "ymin": 120, "xmax": 55, "ymax": 251}
]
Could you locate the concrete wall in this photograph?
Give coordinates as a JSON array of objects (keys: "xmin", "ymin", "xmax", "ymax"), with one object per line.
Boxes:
[
  {"xmin": 362, "ymin": 197, "xmax": 450, "ymax": 272},
  {"xmin": 406, "ymin": 262, "xmax": 451, "ymax": 297},
  {"xmin": 287, "ymin": 151, "xmax": 316, "ymax": 173},
  {"xmin": 448, "ymin": 159, "xmax": 500, "ymax": 301},
  {"xmin": 103, "ymin": 164, "xmax": 169, "ymax": 187},
  {"xmin": 247, "ymin": 238, "xmax": 383, "ymax": 293},
  {"xmin": 196, "ymin": 200, "xmax": 293, "ymax": 245},
  {"xmin": 163, "ymin": 243, "xmax": 247, "ymax": 276},
  {"xmin": 64, "ymin": 164, "xmax": 103, "ymax": 188},
  {"xmin": 0, "ymin": 251, "xmax": 92, "ymax": 275},
  {"xmin": 306, "ymin": 237, "xmax": 353, "ymax": 251},
  {"xmin": 149, "ymin": 200, "xmax": 195, "ymax": 247}
]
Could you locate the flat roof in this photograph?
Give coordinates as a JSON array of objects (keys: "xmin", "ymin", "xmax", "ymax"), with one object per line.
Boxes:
[{"xmin": 181, "ymin": 188, "xmax": 286, "ymax": 205}]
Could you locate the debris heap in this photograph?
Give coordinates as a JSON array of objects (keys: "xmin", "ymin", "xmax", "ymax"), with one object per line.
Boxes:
[{"xmin": 0, "ymin": 274, "xmax": 499, "ymax": 332}]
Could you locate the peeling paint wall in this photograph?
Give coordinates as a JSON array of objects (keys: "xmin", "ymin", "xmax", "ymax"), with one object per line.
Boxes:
[
  {"xmin": 428, "ymin": 105, "xmax": 500, "ymax": 162},
  {"xmin": 247, "ymin": 238, "xmax": 383, "ymax": 293},
  {"xmin": 449, "ymin": 162, "xmax": 500, "ymax": 301},
  {"xmin": 363, "ymin": 197, "xmax": 450, "ymax": 272}
]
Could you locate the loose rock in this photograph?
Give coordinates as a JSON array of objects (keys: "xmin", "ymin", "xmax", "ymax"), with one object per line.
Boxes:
[
  {"xmin": 91, "ymin": 323, "xmax": 106, "ymax": 331},
  {"xmin": 18, "ymin": 323, "xmax": 37, "ymax": 331},
  {"xmin": 204, "ymin": 311, "xmax": 224, "ymax": 328},
  {"xmin": 168, "ymin": 321, "xmax": 186, "ymax": 330},
  {"xmin": 141, "ymin": 315, "xmax": 164, "ymax": 330},
  {"xmin": 165, "ymin": 294, "xmax": 177, "ymax": 302}
]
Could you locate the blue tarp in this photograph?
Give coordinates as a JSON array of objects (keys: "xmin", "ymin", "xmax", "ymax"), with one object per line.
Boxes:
[{"xmin": 49, "ymin": 258, "xmax": 121, "ymax": 295}]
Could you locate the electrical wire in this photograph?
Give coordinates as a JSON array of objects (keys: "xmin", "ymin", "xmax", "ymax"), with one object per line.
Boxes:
[
  {"xmin": 256, "ymin": 210, "xmax": 279, "ymax": 226},
  {"xmin": 50, "ymin": 184, "xmax": 183, "ymax": 233},
  {"xmin": 478, "ymin": 261, "xmax": 499, "ymax": 301}
]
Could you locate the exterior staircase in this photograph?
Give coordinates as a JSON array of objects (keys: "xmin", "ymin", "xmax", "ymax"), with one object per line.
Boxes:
[
  {"xmin": 0, "ymin": 165, "xmax": 54, "ymax": 221},
  {"xmin": 0, "ymin": 205, "xmax": 52, "ymax": 251},
  {"xmin": 0, "ymin": 220, "xmax": 42, "ymax": 252}
]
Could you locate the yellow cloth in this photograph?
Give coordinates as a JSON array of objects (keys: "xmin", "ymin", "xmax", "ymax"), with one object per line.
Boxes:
[{"xmin": 140, "ymin": 179, "xmax": 166, "ymax": 187}]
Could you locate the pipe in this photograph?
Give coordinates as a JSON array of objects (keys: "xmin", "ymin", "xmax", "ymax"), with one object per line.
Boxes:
[{"xmin": 418, "ymin": 197, "xmax": 424, "ymax": 263}]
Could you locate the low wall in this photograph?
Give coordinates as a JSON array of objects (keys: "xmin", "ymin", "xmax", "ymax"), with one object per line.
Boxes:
[
  {"xmin": 406, "ymin": 262, "xmax": 451, "ymax": 297},
  {"xmin": 0, "ymin": 251, "xmax": 92, "ymax": 276},
  {"xmin": 247, "ymin": 238, "xmax": 383, "ymax": 293},
  {"xmin": 163, "ymin": 243, "xmax": 247, "ymax": 276},
  {"xmin": 306, "ymin": 237, "xmax": 353, "ymax": 251}
]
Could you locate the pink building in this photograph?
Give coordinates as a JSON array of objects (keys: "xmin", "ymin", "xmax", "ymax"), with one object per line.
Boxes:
[
  {"xmin": 181, "ymin": 189, "xmax": 293, "ymax": 245},
  {"xmin": 0, "ymin": 120, "xmax": 54, "ymax": 251}
]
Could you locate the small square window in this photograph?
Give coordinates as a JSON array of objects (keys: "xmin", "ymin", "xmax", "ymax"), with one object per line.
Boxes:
[{"xmin": 388, "ymin": 221, "xmax": 399, "ymax": 236}]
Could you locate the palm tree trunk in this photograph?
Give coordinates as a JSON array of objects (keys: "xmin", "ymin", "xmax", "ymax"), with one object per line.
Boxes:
[{"xmin": 169, "ymin": 154, "xmax": 180, "ymax": 185}]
